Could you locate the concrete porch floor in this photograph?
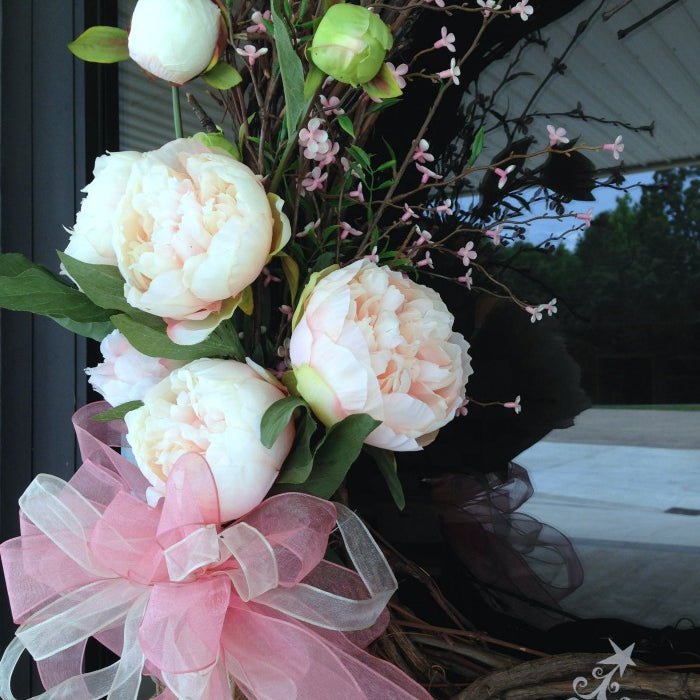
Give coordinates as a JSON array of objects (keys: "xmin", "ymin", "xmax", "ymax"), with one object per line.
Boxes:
[{"xmin": 514, "ymin": 408, "xmax": 700, "ymax": 629}]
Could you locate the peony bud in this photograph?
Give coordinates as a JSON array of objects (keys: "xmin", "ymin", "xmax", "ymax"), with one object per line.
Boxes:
[
  {"xmin": 128, "ymin": 0, "xmax": 223, "ymax": 85},
  {"xmin": 308, "ymin": 4, "xmax": 393, "ymax": 87}
]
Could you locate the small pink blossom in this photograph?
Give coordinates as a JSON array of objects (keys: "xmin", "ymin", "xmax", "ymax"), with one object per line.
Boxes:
[
  {"xmin": 416, "ymin": 163, "xmax": 442, "ymax": 184},
  {"xmin": 414, "ymin": 227, "xmax": 432, "ymax": 247},
  {"xmin": 298, "ymin": 117, "xmax": 330, "ymax": 160},
  {"xmin": 279, "ymin": 304, "xmax": 293, "ymax": 321},
  {"xmin": 413, "ymin": 139, "xmax": 434, "ymax": 163},
  {"xmin": 340, "ymin": 157, "xmax": 362, "ymax": 178},
  {"xmin": 349, "ymin": 181, "xmax": 365, "ymax": 203},
  {"xmin": 547, "ymin": 125, "xmax": 570, "ymax": 147},
  {"xmin": 477, "ymin": 0, "xmax": 501, "ymax": 17},
  {"xmin": 301, "ymin": 166, "xmax": 327, "ymax": 192},
  {"xmin": 457, "ymin": 269, "xmax": 473, "ymax": 289},
  {"xmin": 316, "ymin": 140, "xmax": 339, "ymax": 167},
  {"xmin": 297, "ymin": 218, "xmax": 321, "ymax": 238},
  {"xmin": 434, "ymin": 27, "xmax": 456, "ymax": 53},
  {"xmin": 603, "ymin": 135, "xmax": 624, "ymax": 160},
  {"xmin": 503, "ymin": 395, "xmax": 522, "ymax": 414},
  {"xmin": 235, "ymin": 44, "xmax": 269, "ymax": 66},
  {"xmin": 364, "ymin": 246, "xmax": 379, "ymax": 263},
  {"xmin": 456, "ymin": 397, "xmax": 470, "ymax": 417},
  {"xmin": 541, "ymin": 298, "xmax": 558, "ymax": 316},
  {"xmin": 416, "ymin": 251, "xmax": 434, "ymax": 269},
  {"xmin": 247, "ymin": 10, "xmax": 271, "ymax": 34},
  {"xmin": 339, "ymin": 221, "xmax": 363, "ymax": 239},
  {"xmin": 262, "ymin": 266, "xmax": 280, "ymax": 286},
  {"xmin": 458, "ymin": 241, "xmax": 477, "ymax": 266},
  {"xmin": 387, "ymin": 62, "xmax": 408, "ymax": 89},
  {"xmin": 525, "ymin": 305, "xmax": 543, "ymax": 323},
  {"xmin": 424, "ymin": 0, "xmax": 446, "ymax": 7},
  {"xmin": 484, "ymin": 225, "xmax": 502, "ymax": 245},
  {"xmin": 320, "ymin": 94, "xmax": 344, "ymax": 115},
  {"xmin": 437, "ymin": 58, "xmax": 460, "ymax": 85},
  {"xmin": 435, "ymin": 199, "xmax": 453, "ymax": 215},
  {"xmin": 401, "ymin": 204, "xmax": 419, "ymax": 222},
  {"xmin": 576, "ymin": 208, "xmax": 593, "ymax": 227},
  {"xmin": 494, "ymin": 164, "xmax": 515, "ymax": 189},
  {"xmin": 511, "ymin": 0, "xmax": 534, "ymax": 20}
]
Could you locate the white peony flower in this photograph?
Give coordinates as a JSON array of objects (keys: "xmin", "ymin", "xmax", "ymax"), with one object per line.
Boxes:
[
  {"xmin": 289, "ymin": 260, "xmax": 473, "ymax": 451},
  {"xmin": 128, "ymin": 0, "xmax": 222, "ymax": 85},
  {"xmin": 125, "ymin": 358, "xmax": 295, "ymax": 522}
]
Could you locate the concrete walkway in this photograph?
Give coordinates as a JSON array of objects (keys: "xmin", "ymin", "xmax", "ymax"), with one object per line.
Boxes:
[{"xmin": 514, "ymin": 408, "xmax": 700, "ymax": 628}]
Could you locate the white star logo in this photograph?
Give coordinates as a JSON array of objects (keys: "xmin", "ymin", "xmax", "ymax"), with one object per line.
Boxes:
[{"xmin": 599, "ymin": 640, "xmax": 636, "ymax": 677}]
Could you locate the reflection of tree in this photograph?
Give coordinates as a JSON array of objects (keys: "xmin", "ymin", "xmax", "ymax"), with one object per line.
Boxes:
[{"xmin": 501, "ymin": 168, "xmax": 700, "ymax": 403}]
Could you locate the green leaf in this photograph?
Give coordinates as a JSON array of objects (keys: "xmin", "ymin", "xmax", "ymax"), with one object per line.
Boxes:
[
  {"xmin": 271, "ymin": 0, "xmax": 308, "ymax": 135},
  {"xmin": 202, "ymin": 61, "xmax": 243, "ymax": 90},
  {"xmin": 57, "ymin": 253, "xmax": 132, "ymax": 313},
  {"xmin": 468, "ymin": 126, "xmax": 485, "ymax": 167},
  {"xmin": 364, "ymin": 445, "xmax": 405, "ymax": 509},
  {"xmin": 91, "ymin": 400, "xmax": 144, "ymax": 422},
  {"xmin": 297, "ymin": 413, "xmax": 380, "ymax": 498},
  {"xmin": 260, "ymin": 395, "xmax": 306, "ymax": 448},
  {"xmin": 276, "ymin": 411, "xmax": 318, "ymax": 484},
  {"xmin": 193, "ymin": 130, "xmax": 241, "ymax": 160},
  {"xmin": 346, "ymin": 145, "xmax": 371, "ymax": 172},
  {"xmin": 362, "ymin": 62, "xmax": 402, "ymax": 100},
  {"xmin": 337, "ymin": 115, "xmax": 355, "ymax": 139},
  {"xmin": 0, "ymin": 254, "xmax": 115, "ymax": 340},
  {"xmin": 111, "ymin": 313, "xmax": 236, "ymax": 361},
  {"xmin": 375, "ymin": 159, "xmax": 396, "ymax": 173},
  {"xmin": 279, "ymin": 253, "xmax": 300, "ymax": 301},
  {"xmin": 68, "ymin": 26, "xmax": 129, "ymax": 64}
]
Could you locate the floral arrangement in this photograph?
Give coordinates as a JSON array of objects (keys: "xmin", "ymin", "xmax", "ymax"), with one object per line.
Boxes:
[{"xmin": 0, "ymin": 0, "xmax": 635, "ymax": 698}]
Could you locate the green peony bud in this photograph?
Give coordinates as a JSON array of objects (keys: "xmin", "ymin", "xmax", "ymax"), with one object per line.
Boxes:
[{"xmin": 308, "ymin": 4, "xmax": 393, "ymax": 87}]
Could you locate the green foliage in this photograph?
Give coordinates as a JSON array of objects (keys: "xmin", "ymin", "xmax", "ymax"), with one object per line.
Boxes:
[
  {"xmin": 91, "ymin": 401, "xmax": 144, "ymax": 422},
  {"xmin": 68, "ymin": 26, "xmax": 129, "ymax": 64},
  {"xmin": 202, "ymin": 62, "xmax": 243, "ymax": 90}
]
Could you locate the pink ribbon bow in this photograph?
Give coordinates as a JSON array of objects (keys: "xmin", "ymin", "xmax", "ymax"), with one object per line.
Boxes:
[{"xmin": 0, "ymin": 402, "xmax": 431, "ymax": 700}]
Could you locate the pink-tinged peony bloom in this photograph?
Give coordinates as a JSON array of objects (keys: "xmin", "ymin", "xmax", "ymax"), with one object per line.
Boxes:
[
  {"xmin": 128, "ymin": 0, "xmax": 222, "ymax": 85},
  {"xmin": 457, "ymin": 241, "xmax": 477, "ymax": 266},
  {"xmin": 477, "ymin": 0, "xmax": 501, "ymax": 17},
  {"xmin": 437, "ymin": 58, "xmax": 460, "ymax": 85},
  {"xmin": 247, "ymin": 9, "xmax": 271, "ymax": 34},
  {"xmin": 85, "ymin": 330, "xmax": 184, "ymax": 406},
  {"xmin": 434, "ymin": 27, "xmax": 456, "ymax": 53},
  {"xmin": 494, "ymin": 164, "xmax": 515, "ymax": 189},
  {"xmin": 301, "ymin": 166, "xmax": 328, "ymax": 191},
  {"xmin": 413, "ymin": 139, "xmax": 434, "ymax": 164},
  {"xmin": 576, "ymin": 208, "xmax": 593, "ymax": 227},
  {"xmin": 235, "ymin": 44, "xmax": 268, "ymax": 66},
  {"xmin": 125, "ymin": 358, "xmax": 294, "ymax": 522},
  {"xmin": 603, "ymin": 135, "xmax": 624, "ymax": 160},
  {"xmin": 64, "ymin": 138, "xmax": 288, "ymax": 345},
  {"xmin": 386, "ymin": 62, "xmax": 408, "ymax": 89},
  {"xmin": 503, "ymin": 395, "xmax": 522, "ymax": 413},
  {"xmin": 547, "ymin": 125, "xmax": 570, "ymax": 147},
  {"xmin": 511, "ymin": 0, "xmax": 534, "ymax": 20},
  {"xmin": 289, "ymin": 260, "xmax": 473, "ymax": 451}
]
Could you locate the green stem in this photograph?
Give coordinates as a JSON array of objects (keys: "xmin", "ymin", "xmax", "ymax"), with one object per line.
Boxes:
[{"xmin": 171, "ymin": 86, "xmax": 183, "ymax": 139}]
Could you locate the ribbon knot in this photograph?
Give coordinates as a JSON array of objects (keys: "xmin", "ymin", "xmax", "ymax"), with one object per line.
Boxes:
[{"xmin": 0, "ymin": 403, "xmax": 431, "ymax": 700}]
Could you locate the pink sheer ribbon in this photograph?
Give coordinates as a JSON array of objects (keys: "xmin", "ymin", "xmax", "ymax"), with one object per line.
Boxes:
[{"xmin": 0, "ymin": 402, "xmax": 431, "ymax": 700}]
